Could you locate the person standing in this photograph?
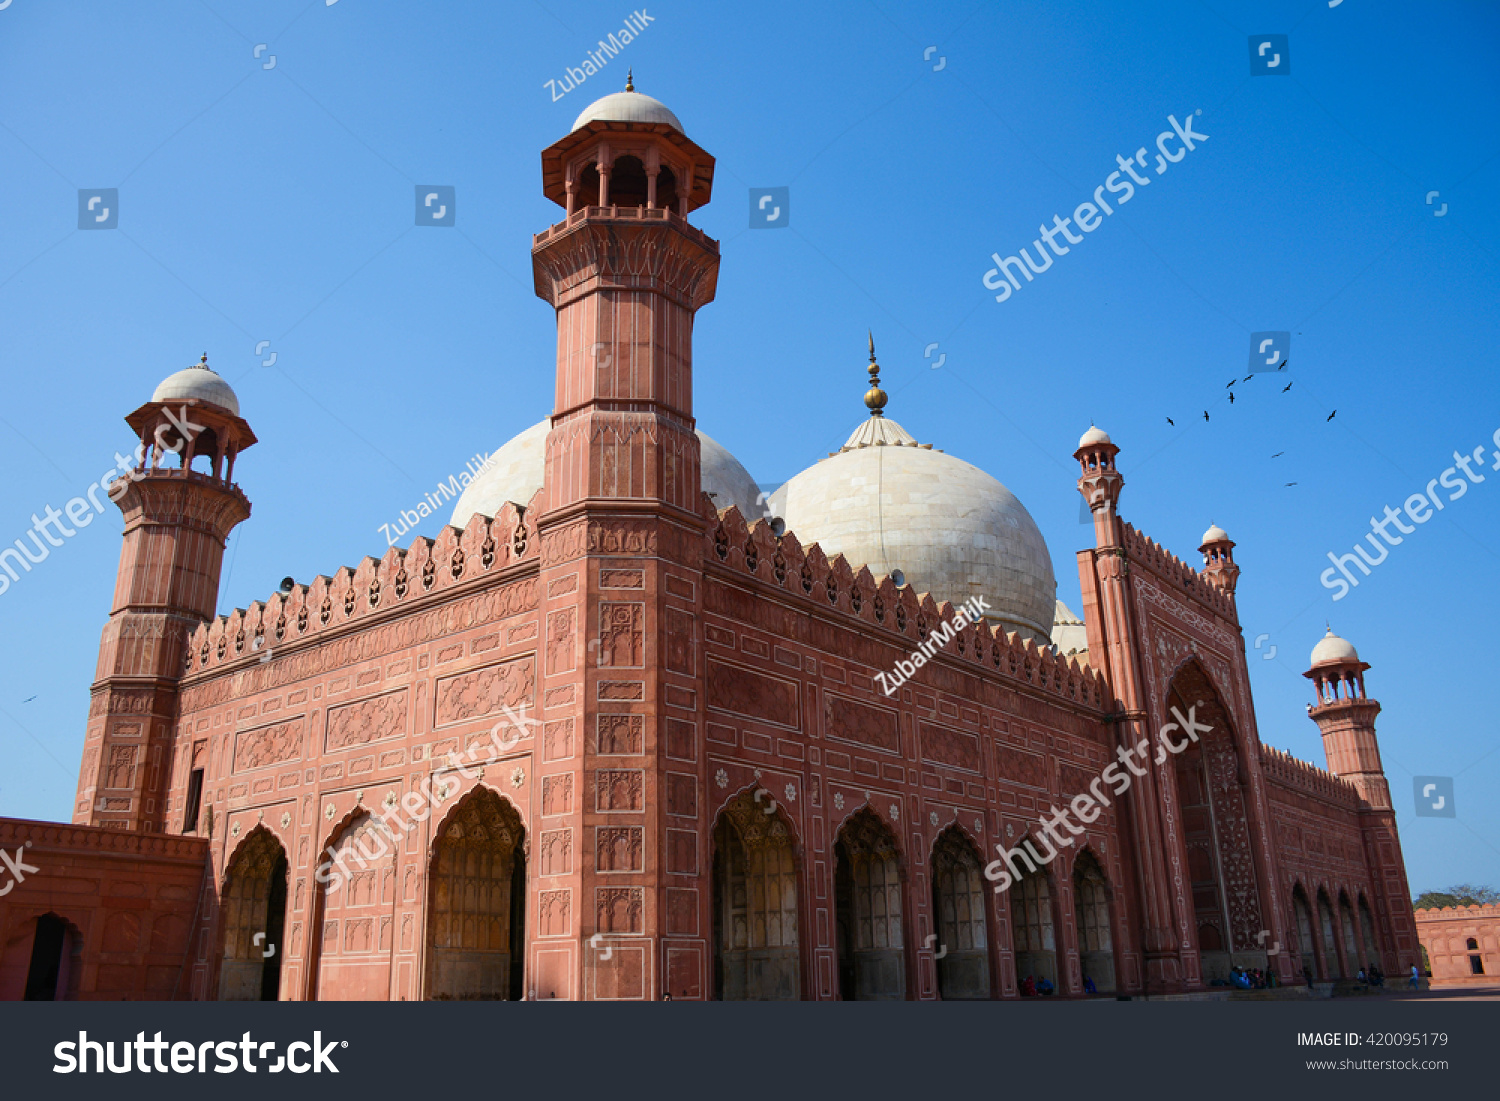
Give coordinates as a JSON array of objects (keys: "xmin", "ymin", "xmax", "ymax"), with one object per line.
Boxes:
[{"xmin": 1409, "ymin": 964, "xmax": 1420, "ymax": 990}]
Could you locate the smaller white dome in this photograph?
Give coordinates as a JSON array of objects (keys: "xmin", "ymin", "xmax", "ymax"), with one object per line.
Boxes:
[
  {"xmin": 1078, "ymin": 425, "xmax": 1111, "ymax": 448},
  {"xmin": 1201, "ymin": 523, "xmax": 1230, "ymax": 545},
  {"xmin": 151, "ymin": 360, "xmax": 240, "ymax": 416},
  {"xmin": 1310, "ymin": 627, "xmax": 1359, "ymax": 666},
  {"xmin": 571, "ymin": 91, "xmax": 684, "ymax": 134}
]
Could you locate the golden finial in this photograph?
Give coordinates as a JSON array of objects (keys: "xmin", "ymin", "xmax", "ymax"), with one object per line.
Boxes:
[
  {"xmin": 194, "ymin": 352, "xmax": 210, "ymax": 370},
  {"xmin": 863, "ymin": 330, "xmax": 887, "ymax": 417},
  {"xmin": 625, "ymin": 69, "xmax": 634, "ymax": 92}
]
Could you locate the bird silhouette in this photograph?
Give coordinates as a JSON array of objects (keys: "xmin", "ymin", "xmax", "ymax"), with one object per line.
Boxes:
[
  {"xmin": 1165, "ymin": 417, "xmax": 1174, "ymax": 426},
  {"xmin": 1242, "ymin": 375, "xmax": 1254, "ymax": 383},
  {"xmin": 1203, "ymin": 411, "xmax": 1210, "ymax": 422},
  {"xmin": 1272, "ymin": 451, "xmax": 1285, "ymax": 458},
  {"xmin": 1226, "ymin": 379, "xmax": 1236, "ymax": 389},
  {"xmin": 1327, "ymin": 410, "xmax": 1337, "ymax": 422},
  {"xmin": 1282, "ymin": 381, "xmax": 1293, "ymax": 392},
  {"xmin": 1229, "ymin": 392, "xmax": 1235, "ymax": 404},
  {"xmin": 1277, "ymin": 359, "xmax": 1288, "ymax": 370},
  {"xmin": 21, "ymin": 695, "xmax": 36, "ymax": 703},
  {"xmin": 1285, "ymin": 482, "xmax": 1298, "ymax": 487}
]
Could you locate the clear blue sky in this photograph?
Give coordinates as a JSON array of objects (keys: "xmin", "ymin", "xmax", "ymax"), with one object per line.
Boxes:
[{"xmin": 1, "ymin": 0, "xmax": 1496, "ymax": 897}]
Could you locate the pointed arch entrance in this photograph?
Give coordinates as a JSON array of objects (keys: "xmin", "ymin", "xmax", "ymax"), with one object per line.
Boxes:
[
  {"xmin": 1317, "ymin": 889, "xmax": 1342, "ymax": 978},
  {"xmin": 1011, "ymin": 844, "xmax": 1056, "ymax": 989},
  {"xmin": 1072, "ymin": 850, "xmax": 1115, "ymax": 993},
  {"xmin": 219, "ymin": 827, "xmax": 289, "ymax": 1001},
  {"xmin": 21, "ymin": 913, "xmax": 80, "ymax": 1000},
  {"xmin": 930, "ymin": 827, "xmax": 988, "ymax": 999},
  {"xmin": 310, "ymin": 812, "xmax": 396, "ymax": 1000},
  {"xmin": 425, "ymin": 787, "xmax": 527, "ymax": 1000},
  {"xmin": 1358, "ymin": 895, "xmax": 1381, "ymax": 971},
  {"xmin": 710, "ymin": 789, "xmax": 800, "ymax": 1000},
  {"xmin": 833, "ymin": 807, "xmax": 906, "ymax": 1000},
  {"xmin": 1293, "ymin": 884, "xmax": 1318, "ymax": 980},
  {"xmin": 1166, "ymin": 661, "xmax": 1269, "ymax": 981}
]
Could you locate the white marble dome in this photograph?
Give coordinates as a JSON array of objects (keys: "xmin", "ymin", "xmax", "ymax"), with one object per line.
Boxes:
[
  {"xmin": 151, "ymin": 359, "xmax": 240, "ymax": 416},
  {"xmin": 767, "ymin": 414, "xmax": 1057, "ymax": 642},
  {"xmin": 1201, "ymin": 523, "xmax": 1230, "ymax": 545},
  {"xmin": 449, "ymin": 418, "xmax": 761, "ymax": 529},
  {"xmin": 1310, "ymin": 627, "xmax": 1360, "ymax": 667},
  {"xmin": 571, "ymin": 91, "xmax": 684, "ymax": 134},
  {"xmin": 1078, "ymin": 425, "xmax": 1112, "ymax": 448}
]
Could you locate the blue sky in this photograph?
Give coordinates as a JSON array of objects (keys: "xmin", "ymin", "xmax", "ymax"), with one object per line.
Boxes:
[{"xmin": 1, "ymin": 0, "xmax": 1496, "ymax": 896}]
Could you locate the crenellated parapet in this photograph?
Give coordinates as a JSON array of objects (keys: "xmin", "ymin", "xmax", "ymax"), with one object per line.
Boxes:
[
  {"xmin": 182, "ymin": 501, "xmax": 538, "ymax": 678},
  {"xmin": 1120, "ymin": 522, "xmax": 1238, "ymax": 621},
  {"xmin": 706, "ymin": 500, "xmax": 1106, "ymax": 710},
  {"xmin": 1259, "ymin": 743, "xmax": 1360, "ymax": 808}
]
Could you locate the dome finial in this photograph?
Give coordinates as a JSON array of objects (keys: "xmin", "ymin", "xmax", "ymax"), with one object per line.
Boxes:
[
  {"xmin": 863, "ymin": 331, "xmax": 887, "ymax": 417},
  {"xmin": 625, "ymin": 68, "xmax": 634, "ymax": 92},
  {"xmin": 195, "ymin": 352, "xmax": 210, "ymax": 371}
]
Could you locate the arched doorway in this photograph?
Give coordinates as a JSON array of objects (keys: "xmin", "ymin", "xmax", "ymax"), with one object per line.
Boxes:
[
  {"xmin": 1339, "ymin": 893, "xmax": 1360, "ymax": 975},
  {"xmin": 833, "ymin": 808, "xmax": 905, "ymax": 1000},
  {"xmin": 1011, "ymin": 846, "xmax": 1056, "ymax": 990},
  {"xmin": 1166, "ymin": 662, "xmax": 1269, "ymax": 981},
  {"xmin": 310, "ymin": 812, "xmax": 396, "ymax": 1000},
  {"xmin": 1358, "ymin": 895, "xmax": 1380, "ymax": 971},
  {"xmin": 1317, "ymin": 890, "xmax": 1343, "ymax": 978},
  {"xmin": 930, "ymin": 828, "xmax": 988, "ymax": 1000},
  {"xmin": 1293, "ymin": 885, "xmax": 1318, "ymax": 980},
  {"xmin": 1072, "ymin": 850, "xmax": 1114, "ymax": 993},
  {"xmin": 22, "ymin": 913, "xmax": 79, "ymax": 1000},
  {"xmin": 219, "ymin": 827, "xmax": 289, "ymax": 1001},
  {"xmin": 425, "ymin": 787, "xmax": 526, "ymax": 1000},
  {"xmin": 711, "ymin": 789, "xmax": 800, "ymax": 1000}
]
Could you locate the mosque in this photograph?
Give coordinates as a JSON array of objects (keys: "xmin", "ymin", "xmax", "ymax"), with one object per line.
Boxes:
[{"xmin": 0, "ymin": 84, "xmax": 1418, "ymax": 1001}]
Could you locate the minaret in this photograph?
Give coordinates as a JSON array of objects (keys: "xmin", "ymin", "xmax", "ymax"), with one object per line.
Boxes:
[
  {"xmin": 1072, "ymin": 427, "xmax": 1186, "ymax": 993},
  {"xmin": 1302, "ymin": 629, "xmax": 1416, "ymax": 971},
  {"xmin": 1303, "ymin": 628, "xmax": 1386, "ymax": 808},
  {"xmin": 76, "ymin": 356, "xmax": 255, "ymax": 832},
  {"xmin": 1198, "ymin": 523, "xmax": 1240, "ymax": 594},
  {"xmin": 528, "ymin": 81, "xmax": 719, "ymax": 999}
]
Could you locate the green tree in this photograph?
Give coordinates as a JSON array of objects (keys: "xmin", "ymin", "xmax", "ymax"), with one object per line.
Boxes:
[{"xmin": 1412, "ymin": 883, "xmax": 1500, "ymax": 910}]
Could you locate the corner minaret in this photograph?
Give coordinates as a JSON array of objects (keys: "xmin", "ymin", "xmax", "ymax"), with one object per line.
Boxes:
[
  {"xmin": 1303, "ymin": 627, "xmax": 1387, "ymax": 809},
  {"xmin": 1303, "ymin": 628, "xmax": 1418, "ymax": 971},
  {"xmin": 533, "ymin": 79, "xmax": 719, "ymax": 516},
  {"xmin": 528, "ymin": 84, "xmax": 720, "ymax": 1000},
  {"xmin": 1075, "ymin": 425, "xmax": 1123, "ymax": 550},
  {"xmin": 1198, "ymin": 523, "xmax": 1240, "ymax": 594},
  {"xmin": 76, "ymin": 355, "xmax": 255, "ymax": 832}
]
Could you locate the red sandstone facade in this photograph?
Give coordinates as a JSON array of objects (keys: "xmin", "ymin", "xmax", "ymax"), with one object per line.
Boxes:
[
  {"xmin": 0, "ymin": 92, "xmax": 1420, "ymax": 1001},
  {"xmin": 1414, "ymin": 904, "xmax": 1500, "ymax": 987}
]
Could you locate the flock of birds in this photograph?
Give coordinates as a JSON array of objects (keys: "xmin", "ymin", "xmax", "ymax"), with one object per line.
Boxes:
[{"xmin": 1161, "ymin": 354, "xmax": 1336, "ymax": 488}]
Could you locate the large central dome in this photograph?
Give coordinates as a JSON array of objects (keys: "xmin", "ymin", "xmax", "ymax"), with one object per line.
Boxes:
[{"xmin": 768, "ymin": 406, "xmax": 1056, "ymax": 643}]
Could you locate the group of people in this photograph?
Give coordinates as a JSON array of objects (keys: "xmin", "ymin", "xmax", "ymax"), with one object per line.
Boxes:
[
  {"xmin": 1221, "ymin": 966, "xmax": 1276, "ymax": 990},
  {"xmin": 1356, "ymin": 966, "xmax": 1387, "ymax": 987},
  {"xmin": 1019, "ymin": 975, "xmax": 1056, "ymax": 996}
]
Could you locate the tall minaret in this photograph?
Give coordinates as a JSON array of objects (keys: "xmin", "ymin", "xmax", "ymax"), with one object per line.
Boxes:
[
  {"xmin": 528, "ymin": 82, "xmax": 719, "ymax": 999},
  {"xmin": 1303, "ymin": 628, "xmax": 1416, "ymax": 971},
  {"xmin": 76, "ymin": 356, "xmax": 255, "ymax": 832},
  {"xmin": 1304, "ymin": 628, "xmax": 1386, "ymax": 808},
  {"xmin": 1198, "ymin": 524, "xmax": 1240, "ymax": 595},
  {"xmin": 1073, "ymin": 427, "xmax": 1187, "ymax": 993}
]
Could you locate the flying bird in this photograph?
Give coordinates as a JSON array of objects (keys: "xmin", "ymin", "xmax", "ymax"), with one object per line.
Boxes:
[
  {"xmin": 1272, "ymin": 451, "xmax": 1284, "ymax": 458},
  {"xmin": 1228, "ymin": 392, "xmax": 1235, "ymax": 404},
  {"xmin": 1203, "ymin": 411, "xmax": 1210, "ymax": 422},
  {"xmin": 1242, "ymin": 375, "xmax": 1254, "ymax": 383},
  {"xmin": 21, "ymin": 695, "xmax": 36, "ymax": 703},
  {"xmin": 1285, "ymin": 482, "xmax": 1298, "ymax": 487},
  {"xmin": 1226, "ymin": 379, "xmax": 1236, "ymax": 389},
  {"xmin": 1165, "ymin": 417, "xmax": 1174, "ymax": 426},
  {"xmin": 1277, "ymin": 359, "xmax": 1288, "ymax": 370},
  {"xmin": 1327, "ymin": 410, "xmax": 1337, "ymax": 422},
  {"xmin": 1282, "ymin": 381, "xmax": 1293, "ymax": 392}
]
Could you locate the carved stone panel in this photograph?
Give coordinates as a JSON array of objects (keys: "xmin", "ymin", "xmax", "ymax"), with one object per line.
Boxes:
[
  {"xmin": 597, "ymin": 603, "xmax": 645, "ymax": 668},
  {"xmin": 434, "ymin": 656, "xmax": 535, "ymax": 728},
  {"xmin": 326, "ymin": 689, "xmax": 408, "ymax": 752},
  {"xmin": 595, "ymin": 770, "xmax": 644, "ymax": 812},
  {"xmin": 233, "ymin": 719, "xmax": 305, "ymax": 773},
  {"xmin": 824, "ymin": 694, "xmax": 899, "ymax": 753},
  {"xmin": 707, "ymin": 659, "xmax": 799, "ymax": 729},
  {"xmin": 595, "ymin": 826, "xmax": 644, "ymax": 872},
  {"xmin": 597, "ymin": 714, "xmax": 644, "ymax": 755}
]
